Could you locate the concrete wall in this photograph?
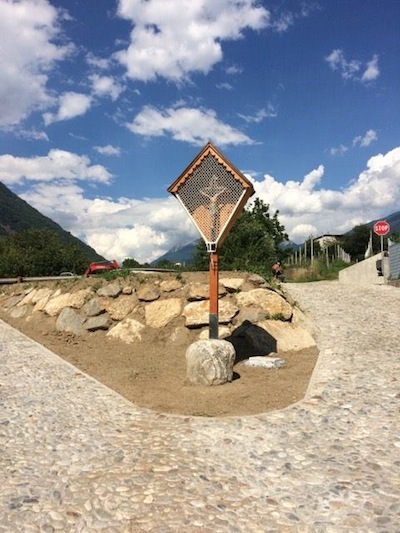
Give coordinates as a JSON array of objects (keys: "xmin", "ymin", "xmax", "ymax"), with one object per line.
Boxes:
[
  {"xmin": 338, "ymin": 253, "xmax": 389, "ymax": 286},
  {"xmin": 389, "ymin": 242, "xmax": 400, "ymax": 280}
]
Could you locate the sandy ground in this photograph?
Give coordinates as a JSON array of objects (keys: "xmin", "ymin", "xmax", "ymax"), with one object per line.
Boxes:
[{"xmin": 2, "ymin": 307, "xmax": 318, "ymax": 417}]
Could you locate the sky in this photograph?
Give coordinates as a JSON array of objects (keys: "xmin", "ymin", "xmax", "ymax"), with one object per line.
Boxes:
[{"xmin": 0, "ymin": 0, "xmax": 399, "ymax": 264}]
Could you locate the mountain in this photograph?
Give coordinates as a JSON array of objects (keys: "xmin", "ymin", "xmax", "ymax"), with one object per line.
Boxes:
[
  {"xmin": 151, "ymin": 240, "xmax": 199, "ymax": 266},
  {"xmin": 0, "ymin": 182, "xmax": 104, "ymax": 261},
  {"xmin": 367, "ymin": 211, "xmax": 400, "ymax": 234}
]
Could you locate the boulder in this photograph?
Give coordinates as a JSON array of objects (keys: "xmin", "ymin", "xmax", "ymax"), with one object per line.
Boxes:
[
  {"xmin": 4, "ymin": 295, "xmax": 25, "ymax": 309},
  {"xmin": 105, "ymin": 295, "xmax": 138, "ymax": 321},
  {"xmin": 22, "ymin": 287, "xmax": 54, "ymax": 308},
  {"xmin": 82, "ymin": 297, "xmax": 106, "ymax": 317},
  {"xmin": 256, "ymin": 320, "xmax": 317, "ymax": 352},
  {"xmin": 56, "ymin": 308, "xmax": 86, "ymax": 335},
  {"xmin": 97, "ymin": 282, "xmax": 121, "ymax": 298},
  {"xmin": 145, "ymin": 298, "xmax": 182, "ymax": 328},
  {"xmin": 182, "ymin": 300, "xmax": 239, "ymax": 327},
  {"xmin": 137, "ymin": 286, "xmax": 160, "ymax": 302},
  {"xmin": 185, "ymin": 339, "xmax": 236, "ymax": 386},
  {"xmin": 44, "ymin": 289, "xmax": 92, "ymax": 317},
  {"xmin": 235, "ymin": 288, "xmax": 293, "ymax": 320},
  {"xmin": 84, "ymin": 315, "xmax": 110, "ymax": 332},
  {"xmin": 220, "ymin": 277, "xmax": 245, "ymax": 292},
  {"xmin": 185, "ymin": 282, "xmax": 226, "ymax": 301},
  {"xmin": 160, "ymin": 279, "xmax": 182, "ymax": 292},
  {"xmin": 248, "ymin": 274, "xmax": 268, "ymax": 287},
  {"xmin": 106, "ymin": 318, "xmax": 145, "ymax": 343}
]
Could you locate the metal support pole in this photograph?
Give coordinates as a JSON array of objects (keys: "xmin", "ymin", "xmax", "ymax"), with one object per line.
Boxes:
[{"xmin": 209, "ymin": 251, "xmax": 219, "ymax": 339}]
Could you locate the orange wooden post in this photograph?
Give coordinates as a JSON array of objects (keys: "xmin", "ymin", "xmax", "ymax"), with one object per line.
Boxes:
[{"xmin": 209, "ymin": 251, "xmax": 219, "ymax": 339}]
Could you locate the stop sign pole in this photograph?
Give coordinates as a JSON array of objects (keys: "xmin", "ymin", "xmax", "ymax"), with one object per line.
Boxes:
[{"xmin": 373, "ymin": 220, "xmax": 390, "ymax": 267}]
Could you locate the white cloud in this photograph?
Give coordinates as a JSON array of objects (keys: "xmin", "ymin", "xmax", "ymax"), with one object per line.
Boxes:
[
  {"xmin": 362, "ymin": 54, "xmax": 380, "ymax": 82},
  {"xmin": 238, "ymin": 105, "xmax": 277, "ymax": 123},
  {"xmin": 115, "ymin": 0, "xmax": 269, "ymax": 82},
  {"xmin": 0, "ymin": 0, "xmax": 72, "ymax": 127},
  {"xmin": 21, "ymin": 184, "xmax": 197, "ymax": 264},
  {"xmin": 94, "ymin": 145, "xmax": 121, "ymax": 156},
  {"xmin": 325, "ymin": 49, "xmax": 380, "ymax": 83},
  {"xmin": 127, "ymin": 105, "xmax": 255, "ymax": 146},
  {"xmin": 329, "ymin": 144, "xmax": 348, "ymax": 156},
  {"xmin": 353, "ymin": 129, "xmax": 378, "ymax": 147},
  {"xmin": 0, "ymin": 149, "xmax": 111, "ymax": 185},
  {"xmin": 6, "ymin": 146, "xmax": 400, "ymax": 263},
  {"xmin": 252, "ymin": 147, "xmax": 400, "ymax": 242},
  {"xmin": 43, "ymin": 92, "xmax": 92, "ymax": 125},
  {"xmin": 89, "ymin": 74, "xmax": 124, "ymax": 101},
  {"xmin": 325, "ymin": 49, "xmax": 361, "ymax": 80}
]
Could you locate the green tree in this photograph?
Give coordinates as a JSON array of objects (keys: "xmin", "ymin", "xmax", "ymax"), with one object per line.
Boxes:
[
  {"xmin": 0, "ymin": 229, "xmax": 89, "ymax": 277},
  {"xmin": 122, "ymin": 257, "xmax": 142, "ymax": 268},
  {"xmin": 340, "ymin": 225, "xmax": 380, "ymax": 261},
  {"xmin": 193, "ymin": 198, "xmax": 288, "ymax": 276}
]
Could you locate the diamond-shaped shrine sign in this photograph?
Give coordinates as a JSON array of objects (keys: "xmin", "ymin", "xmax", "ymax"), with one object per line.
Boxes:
[{"xmin": 168, "ymin": 142, "xmax": 255, "ymax": 250}]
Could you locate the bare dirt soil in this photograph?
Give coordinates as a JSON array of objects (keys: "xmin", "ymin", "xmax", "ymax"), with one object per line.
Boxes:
[{"xmin": 2, "ymin": 306, "xmax": 318, "ymax": 417}]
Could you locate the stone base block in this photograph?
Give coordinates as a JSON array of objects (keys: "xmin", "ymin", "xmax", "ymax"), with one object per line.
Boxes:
[{"xmin": 185, "ymin": 339, "xmax": 236, "ymax": 386}]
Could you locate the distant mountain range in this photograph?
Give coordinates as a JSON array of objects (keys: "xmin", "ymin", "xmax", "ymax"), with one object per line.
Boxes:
[
  {"xmin": 150, "ymin": 240, "xmax": 199, "ymax": 266},
  {"xmin": 367, "ymin": 211, "xmax": 400, "ymax": 234},
  {"xmin": 151, "ymin": 211, "xmax": 400, "ymax": 265},
  {"xmin": 0, "ymin": 182, "xmax": 104, "ymax": 261}
]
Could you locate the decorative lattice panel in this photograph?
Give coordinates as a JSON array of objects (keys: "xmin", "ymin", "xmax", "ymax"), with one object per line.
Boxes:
[
  {"xmin": 176, "ymin": 154, "xmax": 244, "ymax": 243},
  {"xmin": 168, "ymin": 142, "xmax": 254, "ymax": 248}
]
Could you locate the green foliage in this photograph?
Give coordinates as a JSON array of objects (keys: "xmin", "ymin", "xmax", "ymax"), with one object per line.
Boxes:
[
  {"xmin": 192, "ymin": 198, "xmax": 288, "ymax": 274},
  {"xmin": 0, "ymin": 229, "xmax": 89, "ymax": 277},
  {"xmin": 286, "ymin": 258, "xmax": 351, "ymax": 282},
  {"xmin": 340, "ymin": 224, "xmax": 380, "ymax": 261},
  {"xmin": 154, "ymin": 259, "xmax": 179, "ymax": 270},
  {"xmin": 122, "ymin": 257, "xmax": 142, "ymax": 268}
]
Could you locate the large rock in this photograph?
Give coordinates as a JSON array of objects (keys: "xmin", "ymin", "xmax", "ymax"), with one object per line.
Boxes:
[
  {"xmin": 145, "ymin": 298, "xmax": 181, "ymax": 328},
  {"xmin": 84, "ymin": 315, "xmax": 110, "ymax": 332},
  {"xmin": 185, "ymin": 283, "xmax": 226, "ymax": 301},
  {"xmin": 182, "ymin": 300, "xmax": 239, "ymax": 327},
  {"xmin": 17, "ymin": 287, "xmax": 53, "ymax": 307},
  {"xmin": 235, "ymin": 288, "xmax": 293, "ymax": 320},
  {"xmin": 137, "ymin": 286, "xmax": 160, "ymax": 302},
  {"xmin": 106, "ymin": 318, "xmax": 145, "ymax": 343},
  {"xmin": 97, "ymin": 282, "xmax": 121, "ymax": 298},
  {"xmin": 185, "ymin": 339, "xmax": 236, "ymax": 386},
  {"xmin": 256, "ymin": 320, "xmax": 317, "ymax": 352},
  {"xmin": 82, "ymin": 297, "xmax": 106, "ymax": 317},
  {"xmin": 44, "ymin": 289, "xmax": 92, "ymax": 317},
  {"xmin": 105, "ymin": 295, "xmax": 138, "ymax": 321},
  {"xmin": 56, "ymin": 307, "xmax": 86, "ymax": 335},
  {"xmin": 160, "ymin": 279, "xmax": 182, "ymax": 292},
  {"xmin": 220, "ymin": 278, "xmax": 245, "ymax": 292}
]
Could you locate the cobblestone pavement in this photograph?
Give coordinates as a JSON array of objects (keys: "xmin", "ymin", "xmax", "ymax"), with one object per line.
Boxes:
[{"xmin": 1, "ymin": 281, "xmax": 399, "ymax": 532}]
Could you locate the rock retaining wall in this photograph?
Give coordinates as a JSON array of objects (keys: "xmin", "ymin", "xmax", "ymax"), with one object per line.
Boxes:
[{"xmin": 0, "ymin": 272, "xmax": 316, "ymax": 355}]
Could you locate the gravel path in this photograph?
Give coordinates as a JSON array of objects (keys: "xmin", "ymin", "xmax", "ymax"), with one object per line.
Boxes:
[{"xmin": 1, "ymin": 280, "xmax": 399, "ymax": 532}]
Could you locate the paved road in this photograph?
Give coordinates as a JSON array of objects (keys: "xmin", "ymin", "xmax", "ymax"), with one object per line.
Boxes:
[{"xmin": 1, "ymin": 281, "xmax": 399, "ymax": 532}]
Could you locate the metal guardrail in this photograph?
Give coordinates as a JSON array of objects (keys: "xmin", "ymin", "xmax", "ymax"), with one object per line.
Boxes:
[{"xmin": 0, "ymin": 268, "xmax": 179, "ymax": 285}]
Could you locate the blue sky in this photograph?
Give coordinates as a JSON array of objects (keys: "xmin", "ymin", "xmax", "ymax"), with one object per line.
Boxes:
[{"xmin": 1, "ymin": 0, "xmax": 399, "ymax": 263}]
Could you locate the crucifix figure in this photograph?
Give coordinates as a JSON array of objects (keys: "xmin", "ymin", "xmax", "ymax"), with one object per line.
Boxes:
[{"xmin": 199, "ymin": 175, "xmax": 229, "ymax": 241}]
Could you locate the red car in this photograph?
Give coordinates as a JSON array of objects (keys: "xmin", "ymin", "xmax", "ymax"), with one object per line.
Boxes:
[{"xmin": 84, "ymin": 260, "xmax": 120, "ymax": 277}]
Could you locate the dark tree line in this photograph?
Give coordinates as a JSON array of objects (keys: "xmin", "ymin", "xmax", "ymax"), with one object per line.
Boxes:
[
  {"xmin": 192, "ymin": 198, "xmax": 289, "ymax": 277},
  {"xmin": 0, "ymin": 229, "xmax": 90, "ymax": 277}
]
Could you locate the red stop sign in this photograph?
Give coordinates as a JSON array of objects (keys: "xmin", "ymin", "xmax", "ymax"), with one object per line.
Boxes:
[{"xmin": 373, "ymin": 220, "xmax": 390, "ymax": 236}]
